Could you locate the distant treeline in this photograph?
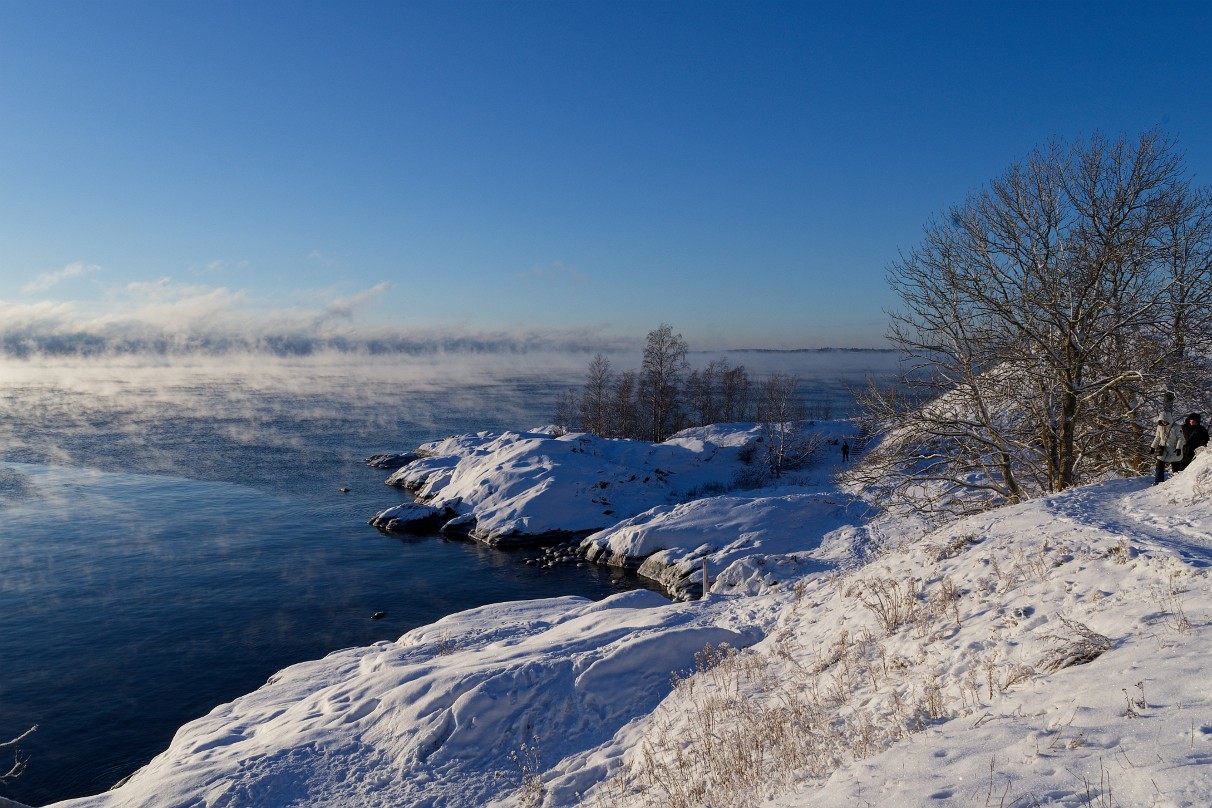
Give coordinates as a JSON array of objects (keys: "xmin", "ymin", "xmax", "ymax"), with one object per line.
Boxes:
[{"xmin": 553, "ymin": 323, "xmax": 831, "ymax": 443}]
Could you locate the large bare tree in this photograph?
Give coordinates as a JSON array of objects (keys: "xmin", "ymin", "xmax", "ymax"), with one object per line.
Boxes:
[{"xmin": 850, "ymin": 131, "xmax": 1212, "ymax": 518}]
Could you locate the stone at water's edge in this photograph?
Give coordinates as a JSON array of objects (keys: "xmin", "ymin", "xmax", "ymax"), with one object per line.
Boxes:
[
  {"xmin": 581, "ymin": 542, "xmax": 642, "ymax": 570},
  {"xmin": 637, "ymin": 553, "xmax": 706, "ymax": 601},
  {"xmin": 365, "ymin": 452, "xmax": 421, "ymax": 470},
  {"xmin": 582, "ymin": 541, "xmax": 703, "ymax": 600},
  {"xmin": 368, "ymin": 500, "xmax": 456, "ymax": 533}
]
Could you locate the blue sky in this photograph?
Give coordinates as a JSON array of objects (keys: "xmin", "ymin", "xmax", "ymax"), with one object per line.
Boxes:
[{"xmin": 1, "ymin": 0, "xmax": 1210, "ymax": 351}]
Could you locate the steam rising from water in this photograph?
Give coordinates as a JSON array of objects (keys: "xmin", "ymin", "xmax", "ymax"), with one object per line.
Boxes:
[
  {"xmin": 0, "ymin": 292, "xmax": 639, "ymax": 359},
  {"xmin": 0, "ymin": 334, "xmax": 900, "ymax": 490},
  {"xmin": 0, "ymin": 351, "xmax": 595, "ymax": 486}
]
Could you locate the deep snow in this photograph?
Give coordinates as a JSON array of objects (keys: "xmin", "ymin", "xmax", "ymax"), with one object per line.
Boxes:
[{"xmin": 44, "ymin": 422, "xmax": 1212, "ymax": 807}]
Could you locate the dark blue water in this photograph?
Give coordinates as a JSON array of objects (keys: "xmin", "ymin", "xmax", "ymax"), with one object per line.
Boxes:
[{"xmin": 0, "ymin": 363, "xmax": 641, "ymax": 806}]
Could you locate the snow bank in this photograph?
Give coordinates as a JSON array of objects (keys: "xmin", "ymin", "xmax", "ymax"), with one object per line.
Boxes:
[
  {"xmin": 582, "ymin": 491, "xmax": 862, "ymax": 599},
  {"xmin": 53, "ymin": 591, "xmax": 759, "ymax": 808}
]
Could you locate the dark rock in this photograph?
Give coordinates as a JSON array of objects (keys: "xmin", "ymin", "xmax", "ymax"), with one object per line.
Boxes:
[{"xmin": 365, "ymin": 452, "xmax": 421, "ymax": 470}]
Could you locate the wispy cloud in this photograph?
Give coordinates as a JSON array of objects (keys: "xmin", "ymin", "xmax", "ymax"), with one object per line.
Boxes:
[
  {"xmin": 190, "ymin": 259, "xmax": 248, "ymax": 275},
  {"xmin": 324, "ymin": 282, "xmax": 392, "ymax": 319},
  {"xmin": 22, "ymin": 262, "xmax": 101, "ymax": 293},
  {"xmin": 308, "ymin": 249, "xmax": 340, "ymax": 267}
]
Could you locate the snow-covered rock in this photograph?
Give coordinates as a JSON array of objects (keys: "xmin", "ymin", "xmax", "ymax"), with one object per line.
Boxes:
[
  {"xmin": 366, "ymin": 500, "xmax": 456, "ymax": 533},
  {"xmin": 367, "ymin": 422, "xmax": 861, "ymax": 598},
  {"xmin": 52, "ymin": 591, "xmax": 760, "ymax": 808},
  {"xmin": 371, "ymin": 426, "xmax": 769, "ymax": 545},
  {"xmin": 582, "ymin": 491, "xmax": 861, "ymax": 599}
]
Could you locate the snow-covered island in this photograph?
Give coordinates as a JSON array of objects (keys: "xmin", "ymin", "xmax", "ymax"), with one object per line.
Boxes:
[{"xmin": 46, "ymin": 421, "xmax": 1212, "ymax": 807}]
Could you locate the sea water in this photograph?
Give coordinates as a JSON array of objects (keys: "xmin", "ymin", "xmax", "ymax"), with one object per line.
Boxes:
[{"xmin": 0, "ymin": 351, "xmax": 897, "ymax": 805}]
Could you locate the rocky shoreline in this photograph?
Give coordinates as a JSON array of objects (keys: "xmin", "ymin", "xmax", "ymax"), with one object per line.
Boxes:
[{"xmin": 365, "ymin": 423, "xmax": 853, "ymax": 600}]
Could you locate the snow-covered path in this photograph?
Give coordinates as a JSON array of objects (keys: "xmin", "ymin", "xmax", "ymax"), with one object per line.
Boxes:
[{"xmin": 1045, "ymin": 475, "xmax": 1212, "ymax": 568}]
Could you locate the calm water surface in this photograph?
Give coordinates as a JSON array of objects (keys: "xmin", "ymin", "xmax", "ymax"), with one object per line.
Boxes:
[{"xmin": 0, "ymin": 361, "xmax": 642, "ymax": 805}]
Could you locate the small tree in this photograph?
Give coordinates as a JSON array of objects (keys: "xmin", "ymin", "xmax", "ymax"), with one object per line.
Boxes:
[
  {"xmin": 551, "ymin": 387, "xmax": 580, "ymax": 435},
  {"xmin": 579, "ymin": 353, "xmax": 614, "ymax": 436},
  {"xmin": 719, "ymin": 363, "xmax": 752, "ymax": 422},
  {"xmin": 639, "ymin": 323, "xmax": 689, "ymax": 442},
  {"xmin": 686, "ymin": 358, "xmax": 749, "ymax": 427},
  {"xmin": 611, "ymin": 369, "xmax": 640, "ymax": 439},
  {"xmin": 755, "ymin": 373, "xmax": 819, "ymax": 479},
  {"xmin": 685, "ymin": 365, "xmax": 717, "ymax": 428}
]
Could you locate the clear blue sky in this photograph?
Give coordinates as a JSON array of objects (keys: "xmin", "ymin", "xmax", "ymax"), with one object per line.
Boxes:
[{"xmin": 1, "ymin": 0, "xmax": 1210, "ymax": 350}]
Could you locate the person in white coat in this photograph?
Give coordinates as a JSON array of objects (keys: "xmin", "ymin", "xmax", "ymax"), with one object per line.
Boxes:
[{"xmin": 1150, "ymin": 412, "xmax": 1185, "ymax": 484}]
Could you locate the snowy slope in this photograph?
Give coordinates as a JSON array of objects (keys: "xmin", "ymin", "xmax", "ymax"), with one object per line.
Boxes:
[{"xmin": 45, "ymin": 431, "xmax": 1212, "ymax": 808}]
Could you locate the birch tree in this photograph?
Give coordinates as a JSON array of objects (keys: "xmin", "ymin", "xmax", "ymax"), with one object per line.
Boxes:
[
  {"xmin": 579, "ymin": 353, "xmax": 614, "ymax": 436},
  {"xmin": 611, "ymin": 369, "xmax": 640, "ymax": 439},
  {"xmin": 755, "ymin": 373, "xmax": 819, "ymax": 479},
  {"xmin": 639, "ymin": 323, "xmax": 689, "ymax": 442}
]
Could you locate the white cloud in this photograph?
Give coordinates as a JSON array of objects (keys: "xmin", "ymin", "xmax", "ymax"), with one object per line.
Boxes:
[{"xmin": 22, "ymin": 262, "xmax": 101, "ymax": 293}]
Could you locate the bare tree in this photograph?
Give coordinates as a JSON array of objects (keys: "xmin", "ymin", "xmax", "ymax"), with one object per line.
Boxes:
[
  {"xmin": 1157, "ymin": 184, "xmax": 1212, "ymax": 409},
  {"xmin": 850, "ymin": 131, "xmax": 1212, "ymax": 518},
  {"xmin": 754, "ymin": 373, "xmax": 819, "ymax": 479},
  {"xmin": 551, "ymin": 387, "xmax": 580, "ymax": 435},
  {"xmin": 685, "ymin": 365, "xmax": 716, "ymax": 427},
  {"xmin": 579, "ymin": 353, "xmax": 614, "ymax": 436},
  {"xmin": 686, "ymin": 358, "xmax": 748, "ymax": 426},
  {"xmin": 611, "ymin": 369, "xmax": 639, "ymax": 439},
  {"xmin": 639, "ymin": 323, "xmax": 689, "ymax": 442},
  {"xmin": 719, "ymin": 363, "xmax": 752, "ymax": 422}
]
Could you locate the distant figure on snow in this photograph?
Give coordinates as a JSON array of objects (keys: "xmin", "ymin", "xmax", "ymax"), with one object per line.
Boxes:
[
  {"xmin": 1150, "ymin": 413, "xmax": 1183, "ymax": 484},
  {"xmin": 1180, "ymin": 413, "xmax": 1209, "ymax": 471},
  {"xmin": 841, "ymin": 440, "xmax": 850, "ymax": 462}
]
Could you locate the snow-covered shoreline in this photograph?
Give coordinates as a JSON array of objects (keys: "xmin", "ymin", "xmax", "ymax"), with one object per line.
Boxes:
[
  {"xmin": 45, "ymin": 423, "xmax": 1212, "ymax": 807},
  {"xmin": 368, "ymin": 422, "xmax": 865, "ymax": 600}
]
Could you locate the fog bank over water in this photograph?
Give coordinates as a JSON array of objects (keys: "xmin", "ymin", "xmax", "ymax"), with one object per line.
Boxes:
[
  {"xmin": 0, "ymin": 312, "xmax": 636, "ymax": 360},
  {"xmin": 0, "ymin": 339, "xmax": 900, "ymax": 487},
  {"xmin": 0, "ymin": 292, "xmax": 893, "ymax": 358}
]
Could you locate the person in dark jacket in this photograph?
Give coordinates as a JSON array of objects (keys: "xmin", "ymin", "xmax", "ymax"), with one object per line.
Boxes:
[{"xmin": 1179, "ymin": 412, "xmax": 1209, "ymax": 470}]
